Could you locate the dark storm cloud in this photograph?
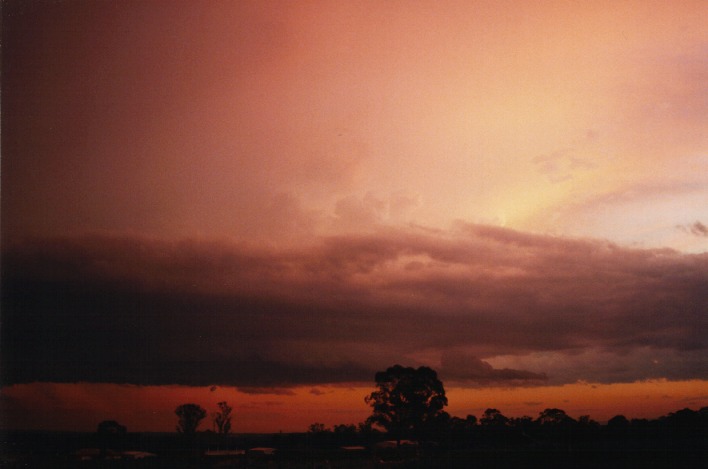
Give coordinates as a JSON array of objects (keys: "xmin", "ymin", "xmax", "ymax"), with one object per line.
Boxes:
[
  {"xmin": 2, "ymin": 226, "xmax": 707, "ymax": 388},
  {"xmin": 439, "ymin": 351, "xmax": 548, "ymax": 385}
]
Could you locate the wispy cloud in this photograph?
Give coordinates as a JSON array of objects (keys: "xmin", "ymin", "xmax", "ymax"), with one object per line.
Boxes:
[
  {"xmin": 678, "ymin": 221, "xmax": 708, "ymax": 237},
  {"xmin": 533, "ymin": 147, "xmax": 597, "ymax": 183}
]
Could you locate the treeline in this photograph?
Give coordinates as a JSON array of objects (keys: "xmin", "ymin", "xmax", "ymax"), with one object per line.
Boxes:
[
  {"xmin": 157, "ymin": 364, "xmax": 708, "ymax": 453},
  {"xmin": 307, "ymin": 406, "xmax": 708, "ymax": 452},
  {"xmin": 94, "ymin": 365, "xmax": 707, "ymax": 450}
]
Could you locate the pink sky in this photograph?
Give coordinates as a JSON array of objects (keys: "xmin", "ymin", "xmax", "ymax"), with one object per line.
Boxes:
[{"xmin": 2, "ymin": 0, "xmax": 707, "ymax": 432}]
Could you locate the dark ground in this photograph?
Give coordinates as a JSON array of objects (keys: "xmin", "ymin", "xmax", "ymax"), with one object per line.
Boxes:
[{"xmin": 1, "ymin": 428, "xmax": 706, "ymax": 469}]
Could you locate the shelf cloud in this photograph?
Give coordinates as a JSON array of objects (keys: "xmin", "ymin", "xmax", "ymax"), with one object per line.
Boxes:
[{"xmin": 4, "ymin": 227, "xmax": 706, "ymax": 389}]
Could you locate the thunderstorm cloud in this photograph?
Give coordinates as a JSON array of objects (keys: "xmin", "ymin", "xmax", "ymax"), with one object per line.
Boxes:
[{"xmin": 3, "ymin": 226, "xmax": 706, "ymax": 389}]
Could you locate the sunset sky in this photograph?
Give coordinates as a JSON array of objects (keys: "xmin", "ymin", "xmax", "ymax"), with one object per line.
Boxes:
[{"xmin": 2, "ymin": 0, "xmax": 707, "ymax": 433}]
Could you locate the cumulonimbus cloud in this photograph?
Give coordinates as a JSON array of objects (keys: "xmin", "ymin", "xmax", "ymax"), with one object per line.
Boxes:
[{"xmin": 2, "ymin": 225, "xmax": 707, "ymax": 388}]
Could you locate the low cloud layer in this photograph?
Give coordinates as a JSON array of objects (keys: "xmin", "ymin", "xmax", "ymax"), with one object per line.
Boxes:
[
  {"xmin": 2, "ymin": 225, "xmax": 707, "ymax": 389},
  {"xmin": 439, "ymin": 351, "xmax": 548, "ymax": 386}
]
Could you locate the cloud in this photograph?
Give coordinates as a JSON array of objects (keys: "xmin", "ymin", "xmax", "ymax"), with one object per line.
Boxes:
[
  {"xmin": 439, "ymin": 351, "xmax": 548, "ymax": 386},
  {"xmin": 238, "ymin": 387, "xmax": 297, "ymax": 396},
  {"xmin": 486, "ymin": 347, "xmax": 708, "ymax": 386},
  {"xmin": 533, "ymin": 147, "xmax": 596, "ymax": 183},
  {"xmin": 527, "ymin": 170, "xmax": 708, "ymax": 252},
  {"xmin": 2, "ymin": 226, "xmax": 707, "ymax": 388},
  {"xmin": 678, "ymin": 221, "xmax": 708, "ymax": 237},
  {"xmin": 331, "ymin": 191, "xmax": 421, "ymax": 231},
  {"xmin": 333, "ymin": 193, "xmax": 385, "ymax": 229}
]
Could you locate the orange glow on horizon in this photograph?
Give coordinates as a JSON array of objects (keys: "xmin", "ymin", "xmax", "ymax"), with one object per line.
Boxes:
[
  {"xmin": 447, "ymin": 379, "xmax": 708, "ymax": 423},
  {"xmin": 2, "ymin": 380, "xmax": 707, "ymax": 433}
]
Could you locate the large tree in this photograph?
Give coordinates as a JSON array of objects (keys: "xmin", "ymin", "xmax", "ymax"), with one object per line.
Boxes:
[
  {"xmin": 175, "ymin": 403, "xmax": 207, "ymax": 435},
  {"xmin": 365, "ymin": 365, "xmax": 448, "ymax": 443}
]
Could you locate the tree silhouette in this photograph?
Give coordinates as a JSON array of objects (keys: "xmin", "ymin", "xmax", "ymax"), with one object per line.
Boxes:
[
  {"xmin": 578, "ymin": 415, "xmax": 599, "ymax": 427},
  {"xmin": 607, "ymin": 414, "xmax": 630, "ymax": 429},
  {"xmin": 96, "ymin": 419, "xmax": 127, "ymax": 437},
  {"xmin": 308, "ymin": 422, "xmax": 329, "ymax": 433},
  {"xmin": 212, "ymin": 401, "xmax": 233, "ymax": 435},
  {"xmin": 175, "ymin": 403, "xmax": 207, "ymax": 435},
  {"xmin": 365, "ymin": 365, "xmax": 447, "ymax": 444},
  {"xmin": 537, "ymin": 408, "xmax": 575, "ymax": 426},
  {"xmin": 96, "ymin": 420, "xmax": 127, "ymax": 454},
  {"xmin": 480, "ymin": 408, "xmax": 509, "ymax": 427}
]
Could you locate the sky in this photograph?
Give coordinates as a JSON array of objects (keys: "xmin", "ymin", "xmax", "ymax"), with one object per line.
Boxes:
[{"xmin": 1, "ymin": 0, "xmax": 707, "ymax": 433}]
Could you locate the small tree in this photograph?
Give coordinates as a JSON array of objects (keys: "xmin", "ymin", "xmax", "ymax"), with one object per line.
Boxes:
[
  {"xmin": 365, "ymin": 365, "xmax": 447, "ymax": 444},
  {"xmin": 578, "ymin": 415, "xmax": 598, "ymax": 427},
  {"xmin": 213, "ymin": 401, "xmax": 233, "ymax": 435},
  {"xmin": 537, "ymin": 408, "xmax": 575, "ymax": 426},
  {"xmin": 96, "ymin": 420, "xmax": 127, "ymax": 454},
  {"xmin": 176, "ymin": 403, "xmax": 207, "ymax": 435},
  {"xmin": 97, "ymin": 419, "xmax": 127, "ymax": 438},
  {"xmin": 480, "ymin": 408, "xmax": 509, "ymax": 427},
  {"xmin": 607, "ymin": 414, "xmax": 630, "ymax": 428},
  {"xmin": 308, "ymin": 422, "xmax": 329, "ymax": 433},
  {"xmin": 307, "ymin": 422, "xmax": 332, "ymax": 446}
]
